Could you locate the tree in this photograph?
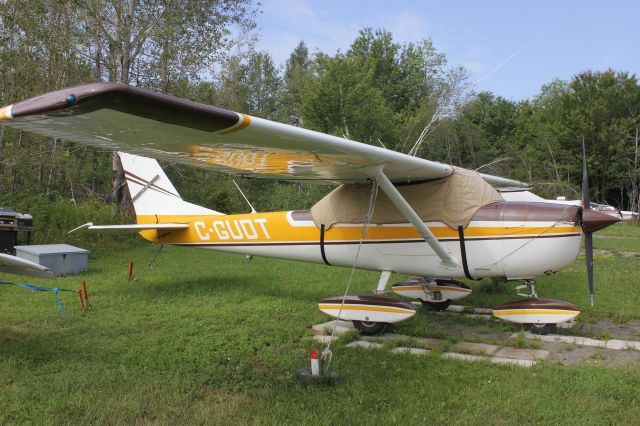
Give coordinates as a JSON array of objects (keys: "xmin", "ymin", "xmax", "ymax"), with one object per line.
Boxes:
[{"xmin": 72, "ymin": 0, "xmax": 258, "ymax": 213}]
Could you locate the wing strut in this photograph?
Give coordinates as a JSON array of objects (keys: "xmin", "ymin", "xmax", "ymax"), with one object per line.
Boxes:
[{"xmin": 368, "ymin": 166, "xmax": 460, "ymax": 270}]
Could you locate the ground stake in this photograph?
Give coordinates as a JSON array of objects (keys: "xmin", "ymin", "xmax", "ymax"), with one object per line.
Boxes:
[{"xmin": 82, "ymin": 280, "xmax": 90, "ymax": 307}]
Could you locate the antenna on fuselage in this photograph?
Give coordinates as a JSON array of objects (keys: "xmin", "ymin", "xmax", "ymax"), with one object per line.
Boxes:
[{"xmin": 232, "ymin": 180, "xmax": 257, "ymax": 214}]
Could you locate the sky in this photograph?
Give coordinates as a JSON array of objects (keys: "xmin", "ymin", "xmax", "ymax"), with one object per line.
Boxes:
[{"xmin": 254, "ymin": 0, "xmax": 640, "ymax": 101}]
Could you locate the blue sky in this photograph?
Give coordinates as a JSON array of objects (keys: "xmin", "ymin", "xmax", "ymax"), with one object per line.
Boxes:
[{"xmin": 254, "ymin": 0, "xmax": 640, "ymax": 100}]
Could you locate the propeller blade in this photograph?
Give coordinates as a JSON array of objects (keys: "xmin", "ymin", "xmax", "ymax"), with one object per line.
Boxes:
[
  {"xmin": 582, "ymin": 139, "xmax": 591, "ymax": 209},
  {"xmin": 584, "ymin": 232, "xmax": 594, "ymax": 307},
  {"xmin": 581, "ymin": 138, "xmax": 596, "ymax": 306}
]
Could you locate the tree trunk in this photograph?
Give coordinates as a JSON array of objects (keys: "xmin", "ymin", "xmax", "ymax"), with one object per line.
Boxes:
[{"xmin": 111, "ymin": 151, "xmax": 125, "ymax": 217}]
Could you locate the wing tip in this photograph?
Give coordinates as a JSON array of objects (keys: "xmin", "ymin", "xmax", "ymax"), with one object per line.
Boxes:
[{"xmin": 0, "ymin": 105, "xmax": 13, "ymax": 121}]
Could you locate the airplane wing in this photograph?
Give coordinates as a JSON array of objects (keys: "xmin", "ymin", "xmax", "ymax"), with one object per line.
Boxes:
[
  {"xmin": 0, "ymin": 253, "xmax": 55, "ymax": 279},
  {"xmin": 0, "ymin": 82, "xmax": 526, "ymax": 187}
]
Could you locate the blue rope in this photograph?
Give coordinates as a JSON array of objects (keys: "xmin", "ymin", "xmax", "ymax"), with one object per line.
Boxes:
[{"xmin": 0, "ymin": 281, "xmax": 78, "ymax": 319}]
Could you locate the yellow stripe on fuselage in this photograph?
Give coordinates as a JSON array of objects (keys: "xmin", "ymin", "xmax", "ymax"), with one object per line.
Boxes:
[
  {"xmin": 318, "ymin": 304, "xmax": 416, "ymax": 315},
  {"xmin": 493, "ymin": 309, "xmax": 580, "ymax": 316},
  {"xmin": 135, "ymin": 211, "xmax": 581, "ymax": 245}
]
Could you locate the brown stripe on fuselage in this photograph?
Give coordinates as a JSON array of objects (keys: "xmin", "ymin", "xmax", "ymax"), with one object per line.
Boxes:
[
  {"xmin": 290, "ymin": 202, "xmax": 581, "ymax": 224},
  {"xmin": 291, "ymin": 210, "xmax": 314, "ymax": 221},
  {"xmin": 472, "ymin": 201, "xmax": 580, "ymax": 223},
  {"xmin": 172, "ymin": 233, "xmax": 580, "ymax": 248}
]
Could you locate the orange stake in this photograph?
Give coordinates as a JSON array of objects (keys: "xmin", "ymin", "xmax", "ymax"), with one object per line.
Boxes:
[
  {"xmin": 77, "ymin": 290, "xmax": 85, "ymax": 310},
  {"xmin": 82, "ymin": 280, "xmax": 89, "ymax": 307},
  {"xmin": 128, "ymin": 260, "xmax": 134, "ymax": 280}
]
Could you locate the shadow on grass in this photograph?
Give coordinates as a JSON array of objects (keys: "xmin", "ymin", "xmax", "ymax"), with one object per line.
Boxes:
[{"xmin": 129, "ymin": 267, "xmax": 346, "ymax": 305}]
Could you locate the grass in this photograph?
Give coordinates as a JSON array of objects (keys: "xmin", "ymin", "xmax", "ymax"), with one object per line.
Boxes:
[{"xmin": 1, "ymin": 225, "xmax": 640, "ymax": 423}]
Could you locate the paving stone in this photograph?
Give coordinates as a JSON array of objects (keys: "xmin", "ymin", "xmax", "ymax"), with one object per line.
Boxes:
[
  {"xmin": 473, "ymin": 307, "xmax": 493, "ymax": 315},
  {"xmin": 490, "ymin": 357, "xmax": 537, "ymax": 367},
  {"xmin": 391, "ymin": 347, "xmax": 430, "ymax": 356},
  {"xmin": 453, "ymin": 341, "xmax": 499, "ymax": 355},
  {"xmin": 557, "ymin": 321, "xmax": 577, "ymax": 329},
  {"xmin": 443, "ymin": 352, "xmax": 536, "ymax": 367},
  {"xmin": 463, "ymin": 313, "xmax": 491, "ymax": 320},
  {"xmin": 522, "ymin": 333, "xmax": 607, "ymax": 348},
  {"xmin": 606, "ymin": 339, "xmax": 640, "ymax": 350},
  {"xmin": 362, "ymin": 333, "xmax": 409, "ymax": 342},
  {"xmin": 493, "ymin": 347, "xmax": 549, "ymax": 360},
  {"xmin": 415, "ymin": 337, "xmax": 444, "ymax": 348},
  {"xmin": 312, "ymin": 320, "xmax": 354, "ymax": 335},
  {"xmin": 447, "ymin": 305, "xmax": 466, "ymax": 313},
  {"xmin": 346, "ymin": 340, "xmax": 383, "ymax": 349},
  {"xmin": 312, "ymin": 335, "xmax": 338, "ymax": 344},
  {"xmin": 443, "ymin": 352, "xmax": 486, "ymax": 362}
]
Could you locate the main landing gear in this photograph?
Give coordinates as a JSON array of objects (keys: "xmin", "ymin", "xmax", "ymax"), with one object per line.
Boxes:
[
  {"xmin": 317, "ymin": 271, "xmax": 417, "ymax": 336},
  {"xmin": 317, "ymin": 272, "xmax": 476, "ymax": 336},
  {"xmin": 492, "ymin": 279, "xmax": 581, "ymax": 335}
]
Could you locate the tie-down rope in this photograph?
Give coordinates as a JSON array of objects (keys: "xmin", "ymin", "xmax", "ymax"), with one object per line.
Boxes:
[{"xmin": 322, "ymin": 179, "xmax": 379, "ymax": 372}]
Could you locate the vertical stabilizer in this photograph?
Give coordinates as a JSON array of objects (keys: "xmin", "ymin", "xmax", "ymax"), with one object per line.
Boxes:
[{"xmin": 118, "ymin": 152, "xmax": 223, "ymax": 216}]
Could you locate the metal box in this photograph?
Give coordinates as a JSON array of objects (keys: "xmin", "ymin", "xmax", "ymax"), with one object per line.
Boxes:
[
  {"xmin": 0, "ymin": 207, "xmax": 17, "ymax": 254},
  {"xmin": 14, "ymin": 244, "xmax": 89, "ymax": 276}
]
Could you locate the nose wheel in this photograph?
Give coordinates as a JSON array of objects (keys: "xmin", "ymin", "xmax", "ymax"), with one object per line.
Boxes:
[
  {"xmin": 493, "ymin": 279, "xmax": 580, "ymax": 334},
  {"xmin": 421, "ymin": 299, "xmax": 452, "ymax": 311}
]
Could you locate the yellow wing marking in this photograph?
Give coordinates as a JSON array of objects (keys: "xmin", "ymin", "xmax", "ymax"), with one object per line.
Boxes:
[
  {"xmin": 218, "ymin": 114, "xmax": 251, "ymax": 135},
  {"xmin": 0, "ymin": 106, "xmax": 11, "ymax": 121}
]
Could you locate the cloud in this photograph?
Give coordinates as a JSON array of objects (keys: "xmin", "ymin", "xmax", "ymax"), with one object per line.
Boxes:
[
  {"xmin": 256, "ymin": 0, "xmax": 362, "ymax": 64},
  {"xmin": 385, "ymin": 10, "xmax": 428, "ymax": 43}
]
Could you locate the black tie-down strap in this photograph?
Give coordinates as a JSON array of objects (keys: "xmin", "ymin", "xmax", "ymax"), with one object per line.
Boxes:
[
  {"xmin": 457, "ymin": 225, "xmax": 478, "ymax": 280},
  {"xmin": 320, "ymin": 224, "xmax": 331, "ymax": 266}
]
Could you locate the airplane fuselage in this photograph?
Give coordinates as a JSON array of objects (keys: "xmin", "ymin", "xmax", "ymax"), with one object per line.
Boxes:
[{"xmin": 138, "ymin": 201, "xmax": 583, "ymax": 280}]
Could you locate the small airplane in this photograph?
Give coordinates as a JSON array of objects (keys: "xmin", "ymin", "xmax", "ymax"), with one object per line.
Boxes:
[{"xmin": 0, "ymin": 83, "xmax": 620, "ymax": 335}]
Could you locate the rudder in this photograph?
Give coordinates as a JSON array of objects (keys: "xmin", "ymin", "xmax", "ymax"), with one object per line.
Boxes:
[{"xmin": 118, "ymin": 152, "xmax": 222, "ymax": 217}]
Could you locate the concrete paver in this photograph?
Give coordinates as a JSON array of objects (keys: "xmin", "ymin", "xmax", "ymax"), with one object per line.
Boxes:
[
  {"xmin": 312, "ymin": 320, "xmax": 354, "ymax": 335},
  {"xmin": 391, "ymin": 347, "xmax": 429, "ymax": 356},
  {"xmin": 346, "ymin": 340, "xmax": 383, "ymax": 349},
  {"xmin": 494, "ymin": 347, "xmax": 549, "ymax": 360},
  {"xmin": 453, "ymin": 341, "xmax": 499, "ymax": 355}
]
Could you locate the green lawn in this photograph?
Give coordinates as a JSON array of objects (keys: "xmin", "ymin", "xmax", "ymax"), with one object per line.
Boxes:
[{"xmin": 1, "ymin": 228, "xmax": 640, "ymax": 424}]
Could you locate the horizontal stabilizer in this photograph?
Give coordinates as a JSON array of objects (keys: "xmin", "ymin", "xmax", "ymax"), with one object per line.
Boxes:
[
  {"xmin": 69, "ymin": 222, "xmax": 189, "ymax": 234},
  {"xmin": 0, "ymin": 253, "xmax": 55, "ymax": 279}
]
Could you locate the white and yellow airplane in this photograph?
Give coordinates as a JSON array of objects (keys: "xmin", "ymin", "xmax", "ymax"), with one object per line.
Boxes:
[{"xmin": 0, "ymin": 83, "xmax": 619, "ymax": 335}]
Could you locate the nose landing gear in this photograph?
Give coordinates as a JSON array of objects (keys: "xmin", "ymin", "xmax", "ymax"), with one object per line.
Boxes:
[{"xmin": 493, "ymin": 279, "xmax": 580, "ymax": 334}]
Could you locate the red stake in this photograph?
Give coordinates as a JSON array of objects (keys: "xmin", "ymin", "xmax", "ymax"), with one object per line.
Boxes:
[
  {"xmin": 128, "ymin": 260, "xmax": 134, "ymax": 280},
  {"xmin": 77, "ymin": 290, "xmax": 85, "ymax": 310},
  {"xmin": 82, "ymin": 280, "xmax": 90, "ymax": 307}
]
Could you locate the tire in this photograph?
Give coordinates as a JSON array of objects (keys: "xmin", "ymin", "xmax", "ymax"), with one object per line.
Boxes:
[
  {"xmin": 352, "ymin": 320, "xmax": 389, "ymax": 336},
  {"xmin": 525, "ymin": 323, "xmax": 557, "ymax": 335},
  {"xmin": 421, "ymin": 299, "xmax": 452, "ymax": 311}
]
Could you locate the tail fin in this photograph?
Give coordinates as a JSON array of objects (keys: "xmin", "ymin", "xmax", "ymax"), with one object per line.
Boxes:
[{"xmin": 118, "ymin": 152, "xmax": 223, "ymax": 217}]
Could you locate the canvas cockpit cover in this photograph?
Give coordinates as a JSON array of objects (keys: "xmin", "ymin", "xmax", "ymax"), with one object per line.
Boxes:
[{"xmin": 311, "ymin": 167, "xmax": 503, "ymax": 229}]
